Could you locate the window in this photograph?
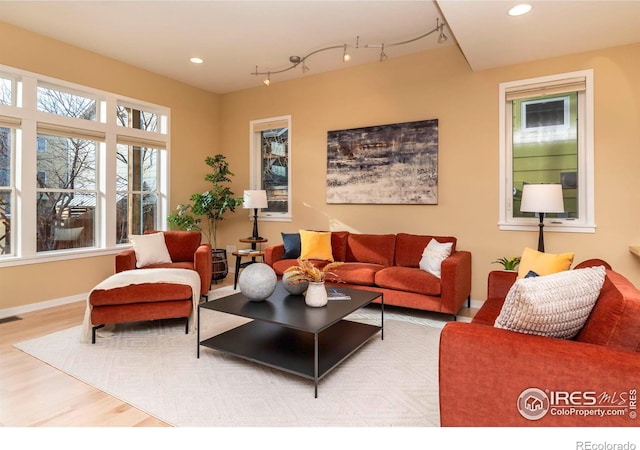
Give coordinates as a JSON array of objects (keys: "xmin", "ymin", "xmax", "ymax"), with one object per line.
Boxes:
[
  {"xmin": 116, "ymin": 143, "xmax": 160, "ymax": 244},
  {"xmin": 250, "ymin": 116, "xmax": 291, "ymax": 221},
  {"xmin": 0, "ymin": 64, "xmax": 170, "ymax": 265},
  {"xmin": 499, "ymin": 70, "xmax": 595, "ymax": 233},
  {"xmin": 0, "ymin": 124, "xmax": 14, "ymax": 255}
]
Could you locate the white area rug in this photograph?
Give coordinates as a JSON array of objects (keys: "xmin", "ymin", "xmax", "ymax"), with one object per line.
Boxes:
[{"xmin": 15, "ymin": 286, "xmax": 445, "ymax": 427}]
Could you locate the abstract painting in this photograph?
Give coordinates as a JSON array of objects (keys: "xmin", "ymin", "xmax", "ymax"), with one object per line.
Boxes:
[{"xmin": 326, "ymin": 119, "xmax": 438, "ymax": 204}]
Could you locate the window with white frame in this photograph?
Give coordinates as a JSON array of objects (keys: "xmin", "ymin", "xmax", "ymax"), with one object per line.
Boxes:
[
  {"xmin": 0, "ymin": 64, "xmax": 170, "ymax": 264},
  {"xmin": 499, "ymin": 70, "xmax": 595, "ymax": 233},
  {"xmin": 249, "ymin": 116, "xmax": 292, "ymax": 221}
]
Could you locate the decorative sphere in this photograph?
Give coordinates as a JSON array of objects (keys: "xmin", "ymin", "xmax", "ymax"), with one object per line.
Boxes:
[
  {"xmin": 282, "ymin": 271, "xmax": 309, "ymax": 295},
  {"xmin": 238, "ymin": 263, "xmax": 277, "ymax": 302}
]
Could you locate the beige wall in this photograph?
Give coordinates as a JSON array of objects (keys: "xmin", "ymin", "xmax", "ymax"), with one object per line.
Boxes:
[
  {"xmin": 0, "ymin": 21, "xmax": 220, "ymax": 310},
  {"xmin": 218, "ymin": 42, "xmax": 640, "ymax": 301},
  {"xmin": 2, "ymin": 19, "xmax": 640, "ymax": 311}
]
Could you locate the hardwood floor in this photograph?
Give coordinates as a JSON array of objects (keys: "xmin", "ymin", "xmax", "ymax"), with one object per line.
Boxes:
[
  {"xmin": 0, "ymin": 277, "xmax": 234, "ymax": 427},
  {"xmin": 0, "ymin": 300, "xmax": 170, "ymax": 427}
]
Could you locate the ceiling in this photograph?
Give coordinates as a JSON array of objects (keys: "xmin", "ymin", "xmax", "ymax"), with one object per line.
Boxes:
[{"xmin": 1, "ymin": 1, "xmax": 639, "ymax": 94}]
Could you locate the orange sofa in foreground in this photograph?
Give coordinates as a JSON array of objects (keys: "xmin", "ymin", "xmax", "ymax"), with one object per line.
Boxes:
[{"xmin": 439, "ymin": 262, "xmax": 640, "ymax": 427}]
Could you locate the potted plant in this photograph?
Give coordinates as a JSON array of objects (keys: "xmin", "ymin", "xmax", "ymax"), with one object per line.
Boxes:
[
  {"xmin": 168, "ymin": 154, "xmax": 243, "ymax": 281},
  {"xmin": 492, "ymin": 256, "xmax": 521, "ymax": 271}
]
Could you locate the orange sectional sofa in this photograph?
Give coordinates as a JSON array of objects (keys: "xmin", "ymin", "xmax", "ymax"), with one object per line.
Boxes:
[
  {"xmin": 264, "ymin": 231, "xmax": 472, "ymax": 316},
  {"xmin": 439, "ymin": 263, "xmax": 640, "ymax": 426}
]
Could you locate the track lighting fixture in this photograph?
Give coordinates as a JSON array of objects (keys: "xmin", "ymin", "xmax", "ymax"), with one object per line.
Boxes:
[{"xmin": 251, "ymin": 18, "xmax": 447, "ymax": 86}]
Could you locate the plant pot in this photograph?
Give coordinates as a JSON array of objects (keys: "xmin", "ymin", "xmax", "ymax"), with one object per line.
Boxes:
[
  {"xmin": 304, "ymin": 281, "xmax": 328, "ymax": 307},
  {"xmin": 212, "ymin": 248, "xmax": 228, "ymax": 282}
]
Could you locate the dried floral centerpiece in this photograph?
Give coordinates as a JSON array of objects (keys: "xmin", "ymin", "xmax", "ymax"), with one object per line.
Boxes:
[{"xmin": 283, "ymin": 259, "xmax": 343, "ymax": 283}]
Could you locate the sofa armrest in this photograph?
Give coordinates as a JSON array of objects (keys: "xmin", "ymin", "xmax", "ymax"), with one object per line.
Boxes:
[
  {"xmin": 439, "ymin": 250, "xmax": 472, "ymax": 314},
  {"xmin": 115, "ymin": 248, "xmax": 137, "ymax": 273},
  {"xmin": 439, "ymin": 322, "xmax": 640, "ymax": 426},
  {"xmin": 194, "ymin": 244, "xmax": 212, "ymax": 295},
  {"xmin": 487, "ymin": 270, "xmax": 517, "ymax": 299},
  {"xmin": 264, "ymin": 244, "xmax": 285, "ymax": 267}
]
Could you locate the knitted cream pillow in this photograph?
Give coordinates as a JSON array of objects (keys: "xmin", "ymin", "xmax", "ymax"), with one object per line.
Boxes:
[{"xmin": 495, "ymin": 265, "xmax": 606, "ymax": 339}]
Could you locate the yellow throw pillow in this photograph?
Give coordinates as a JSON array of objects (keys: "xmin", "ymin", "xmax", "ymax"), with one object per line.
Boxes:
[
  {"xmin": 299, "ymin": 230, "xmax": 334, "ymax": 261},
  {"xmin": 517, "ymin": 247, "xmax": 575, "ymax": 279}
]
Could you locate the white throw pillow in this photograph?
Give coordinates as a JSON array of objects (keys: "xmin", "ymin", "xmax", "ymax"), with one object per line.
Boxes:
[
  {"xmin": 494, "ymin": 265, "xmax": 606, "ymax": 339},
  {"xmin": 130, "ymin": 233, "xmax": 172, "ymax": 268},
  {"xmin": 419, "ymin": 239, "xmax": 453, "ymax": 278}
]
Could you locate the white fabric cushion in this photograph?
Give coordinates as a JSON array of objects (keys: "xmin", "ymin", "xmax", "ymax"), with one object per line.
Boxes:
[
  {"xmin": 419, "ymin": 239, "xmax": 453, "ymax": 278},
  {"xmin": 130, "ymin": 233, "xmax": 172, "ymax": 268},
  {"xmin": 494, "ymin": 265, "xmax": 606, "ymax": 339}
]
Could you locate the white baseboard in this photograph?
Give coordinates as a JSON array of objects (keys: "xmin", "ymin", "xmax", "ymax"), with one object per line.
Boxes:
[{"xmin": 0, "ymin": 293, "xmax": 88, "ymax": 320}]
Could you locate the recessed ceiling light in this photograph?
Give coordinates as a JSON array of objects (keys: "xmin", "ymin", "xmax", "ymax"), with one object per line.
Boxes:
[
  {"xmin": 508, "ymin": 4, "xmax": 532, "ymax": 16},
  {"xmin": 190, "ymin": 57, "xmax": 204, "ymax": 64}
]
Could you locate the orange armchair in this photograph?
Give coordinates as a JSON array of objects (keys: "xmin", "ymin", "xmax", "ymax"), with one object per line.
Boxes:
[{"xmin": 115, "ymin": 230, "xmax": 212, "ymax": 296}]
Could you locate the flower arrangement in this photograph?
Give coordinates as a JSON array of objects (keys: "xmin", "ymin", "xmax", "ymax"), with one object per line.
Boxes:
[
  {"xmin": 492, "ymin": 256, "xmax": 521, "ymax": 271},
  {"xmin": 283, "ymin": 259, "xmax": 343, "ymax": 283}
]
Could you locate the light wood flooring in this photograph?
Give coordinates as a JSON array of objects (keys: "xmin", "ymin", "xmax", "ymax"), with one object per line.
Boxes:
[{"xmin": 0, "ymin": 277, "xmax": 475, "ymax": 427}]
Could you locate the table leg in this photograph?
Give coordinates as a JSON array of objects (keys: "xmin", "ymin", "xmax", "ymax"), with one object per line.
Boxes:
[
  {"xmin": 314, "ymin": 332, "xmax": 319, "ymax": 398},
  {"xmin": 234, "ymin": 255, "xmax": 242, "ymax": 289},
  {"xmin": 197, "ymin": 305, "xmax": 200, "ymax": 358},
  {"xmin": 381, "ymin": 293, "xmax": 384, "ymax": 340}
]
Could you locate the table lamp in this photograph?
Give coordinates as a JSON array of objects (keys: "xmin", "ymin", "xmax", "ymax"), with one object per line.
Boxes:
[
  {"xmin": 243, "ymin": 190, "xmax": 268, "ymax": 240},
  {"xmin": 520, "ymin": 184, "xmax": 565, "ymax": 253}
]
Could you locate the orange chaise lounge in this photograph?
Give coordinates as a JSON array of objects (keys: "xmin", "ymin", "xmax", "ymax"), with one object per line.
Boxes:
[{"xmin": 82, "ymin": 230, "xmax": 212, "ymax": 344}]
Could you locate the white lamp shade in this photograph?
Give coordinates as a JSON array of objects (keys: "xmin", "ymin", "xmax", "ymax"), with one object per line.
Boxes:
[
  {"xmin": 243, "ymin": 190, "xmax": 268, "ymax": 209},
  {"xmin": 520, "ymin": 184, "xmax": 565, "ymax": 213}
]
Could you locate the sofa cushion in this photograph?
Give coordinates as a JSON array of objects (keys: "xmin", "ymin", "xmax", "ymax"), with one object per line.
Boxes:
[
  {"xmin": 330, "ymin": 231, "xmax": 350, "ymax": 262},
  {"xmin": 495, "ymin": 265, "xmax": 606, "ymax": 339},
  {"xmin": 299, "ymin": 230, "xmax": 334, "ymax": 261},
  {"xmin": 516, "ymin": 247, "xmax": 575, "ymax": 279},
  {"xmin": 130, "ymin": 232, "xmax": 172, "ymax": 268},
  {"xmin": 332, "ymin": 262, "xmax": 385, "ymax": 286},
  {"xmin": 576, "ymin": 270, "xmax": 640, "ymax": 352},
  {"xmin": 160, "ymin": 230, "xmax": 202, "ymax": 262},
  {"xmin": 281, "ymin": 232, "xmax": 301, "ymax": 259},
  {"xmin": 419, "ymin": 239, "xmax": 453, "ymax": 278},
  {"xmin": 345, "ymin": 233, "xmax": 395, "ymax": 266},
  {"xmin": 375, "ymin": 266, "xmax": 442, "ymax": 296},
  {"xmin": 394, "ymin": 233, "xmax": 457, "ymax": 267}
]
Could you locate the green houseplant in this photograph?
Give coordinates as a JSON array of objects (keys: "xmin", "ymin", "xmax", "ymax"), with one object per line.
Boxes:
[
  {"xmin": 492, "ymin": 256, "xmax": 521, "ymax": 271},
  {"xmin": 168, "ymin": 154, "xmax": 243, "ymax": 281}
]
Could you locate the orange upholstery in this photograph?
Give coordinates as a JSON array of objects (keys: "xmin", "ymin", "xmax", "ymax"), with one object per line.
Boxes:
[
  {"xmin": 88, "ymin": 230, "xmax": 212, "ymax": 343},
  {"xmin": 115, "ymin": 230, "xmax": 212, "ymax": 295},
  {"xmin": 439, "ymin": 260, "xmax": 640, "ymax": 426},
  {"xmin": 264, "ymin": 231, "xmax": 471, "ymax": 315}
]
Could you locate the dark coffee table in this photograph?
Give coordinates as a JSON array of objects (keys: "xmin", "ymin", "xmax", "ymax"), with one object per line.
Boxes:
[{"xmin": 197, "ymin": 282, "xmax": 383, "ymax": 397}]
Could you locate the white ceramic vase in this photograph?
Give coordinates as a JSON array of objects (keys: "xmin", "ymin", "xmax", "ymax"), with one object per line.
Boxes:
[{"xmin": 304, "ymin": 281, "xmax": 328, "ymax": 307}]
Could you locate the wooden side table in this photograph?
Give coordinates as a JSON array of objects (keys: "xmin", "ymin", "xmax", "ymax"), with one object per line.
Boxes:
[
  {"xmin": 239, "ymin": 237, "xmax": 268, "ymax": 251},
  {"xmin": 232, "ymin": 250, "xmax": 265, "ymax": 289}
]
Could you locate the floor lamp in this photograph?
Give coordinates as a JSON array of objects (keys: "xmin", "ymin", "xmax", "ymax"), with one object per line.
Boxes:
[
  {"xmin": 243, "ymin": 190, "xmax": 268, "ymax": 240},
  {"xmin": 520, "ymin": 184, "xmax": 565, "ymax": 253}
]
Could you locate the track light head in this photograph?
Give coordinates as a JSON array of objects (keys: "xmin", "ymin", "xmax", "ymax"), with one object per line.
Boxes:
[
  {"xmin": 438, "ymin": 29, "xmax": 448, "ymax": 44},
  {"xmin": 263, "ymin": 73, "xmax": 271, "ymax": 86},
  {"xmin": 379, "ymin": 44, "xmax": 388, "ymax": 62},
  {"xmin": 342, "ymin": 44, "xmax": 351, "ymax": 63}
]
